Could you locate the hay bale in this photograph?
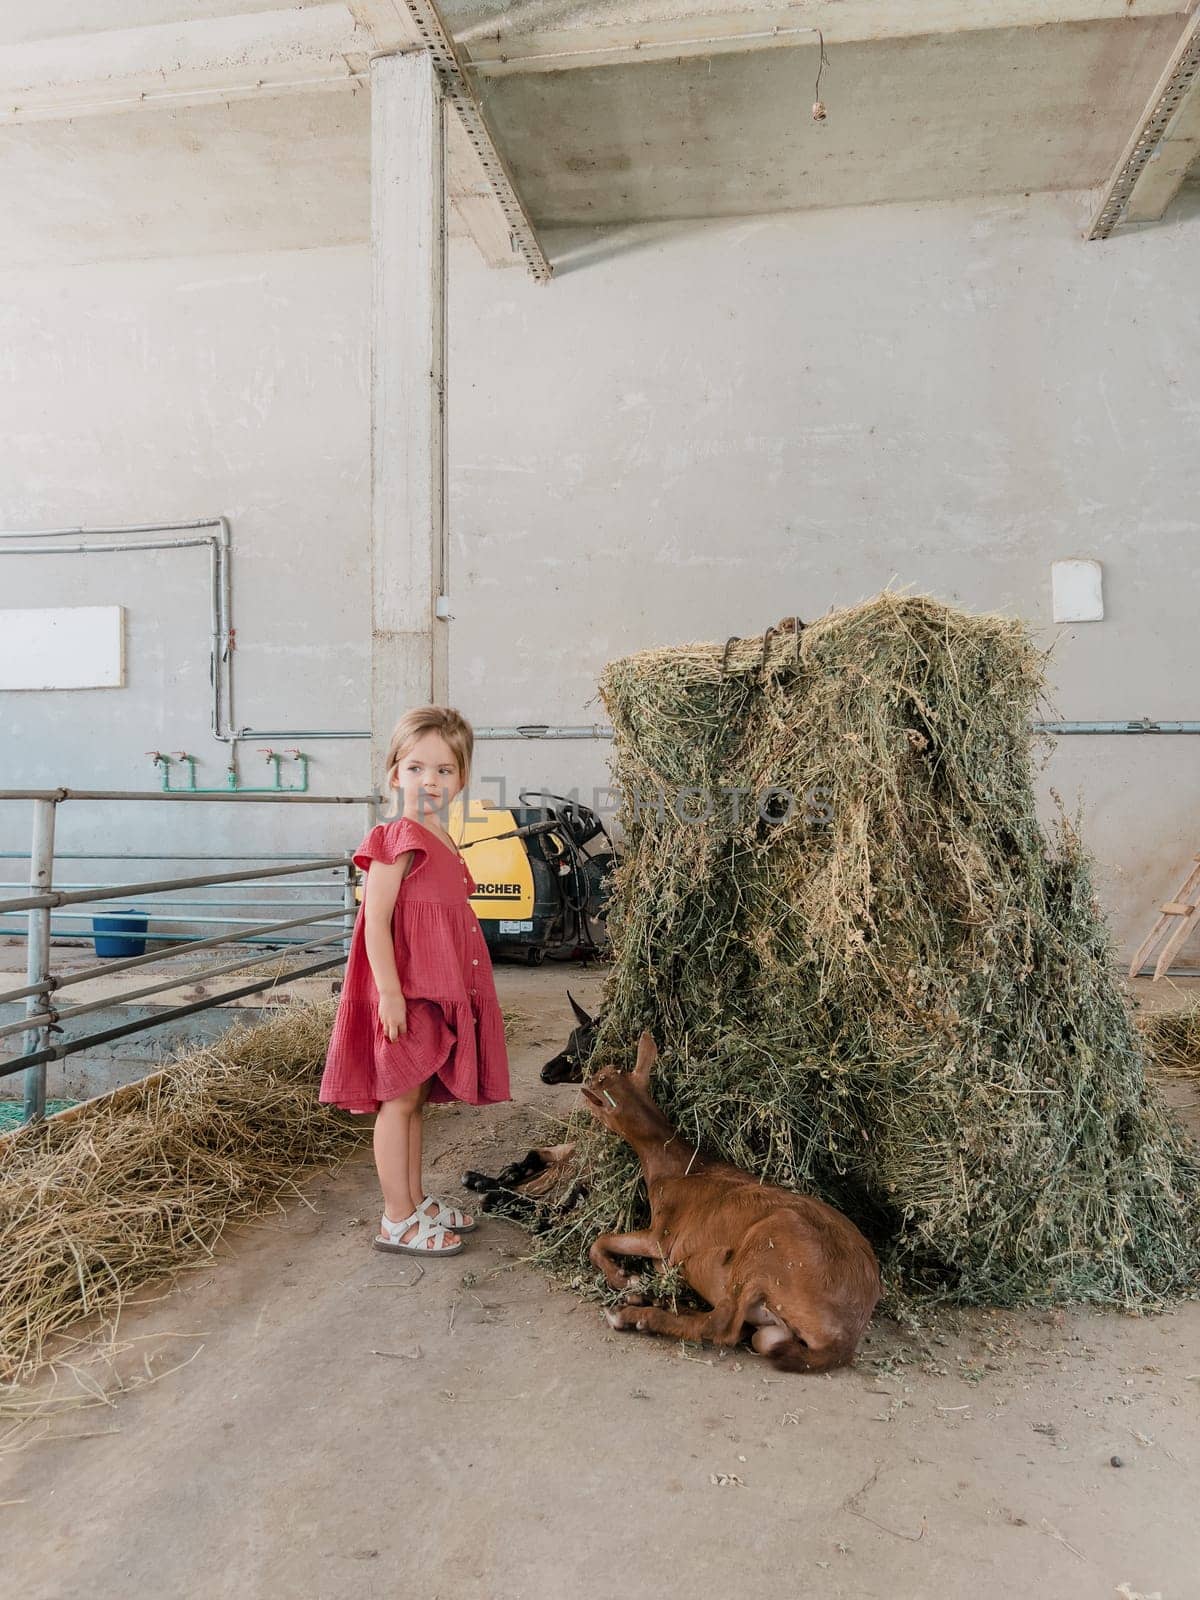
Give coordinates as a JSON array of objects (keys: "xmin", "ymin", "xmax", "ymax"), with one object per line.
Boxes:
[
  {"xmin": 0, "ymin": 1000, "xmax": 361, "ymax": 1383},
  {"xmin": 530, "ymin": 595, "xmax": 1200, "ymax": 1309},
  {"xmin": 1140, "ymin": 1003, "xmax": 1200, "ymax": 1078}
]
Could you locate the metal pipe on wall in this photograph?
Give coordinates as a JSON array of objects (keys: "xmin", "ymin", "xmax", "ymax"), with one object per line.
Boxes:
[
  {"xmin": 7, "ymin": 528, "xmax": 1200, "ymax": 746},
  {"xmin": 0, "ymin": 519, "xmax": 369, "ymax": 743},
  {"xmin": 472, "ymin": 724, "xmax": 614, "ymax": 739},
  {"xmin": 473, "ymin": 720, "xmax": 1200, "ymax": 739},
  {"xmin": 1033, "ymin": 720, "xmax": 1200, "ymax": 735},
  {"xmin": 464, "ymin": 24, "xmax": 820, "ymax": 74},
  {"xmin": 473, "ymin": 721, "xmax": 1200, "ymax": 739}
]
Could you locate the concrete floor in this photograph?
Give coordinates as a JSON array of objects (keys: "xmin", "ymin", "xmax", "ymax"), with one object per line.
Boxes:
[{"xmin": 2, "ymin": 965, "xmax": 1199, "ymax": 1600}]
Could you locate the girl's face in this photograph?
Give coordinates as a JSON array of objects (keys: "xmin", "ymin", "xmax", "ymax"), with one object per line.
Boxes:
[{"xmin": 390, "ymin": 731, "xmax": 465, "ymax": 820}]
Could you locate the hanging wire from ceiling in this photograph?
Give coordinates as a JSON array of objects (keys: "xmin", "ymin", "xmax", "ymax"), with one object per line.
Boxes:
[{"xmin": 812, "ymin": 28, "xmax": 830, "ymax": 121}]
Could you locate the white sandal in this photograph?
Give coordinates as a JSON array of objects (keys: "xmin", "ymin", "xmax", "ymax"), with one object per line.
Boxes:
[
  {"xmin": 417, "ymin": 1194, "xmax": 478, "ymax": 1234},
  {"xmin": 374, "ymin": 1207, "xmax": 464, "ymax": 1256}
]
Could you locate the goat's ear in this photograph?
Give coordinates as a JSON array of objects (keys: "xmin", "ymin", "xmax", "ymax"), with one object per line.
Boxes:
[
  {"xmin": 632, "ymin": 1030, "xmax": 658, "ymax": 1083},
  {"xmin": 567, "ymin": 991, "xmax": 594, "ymax": 1028}
]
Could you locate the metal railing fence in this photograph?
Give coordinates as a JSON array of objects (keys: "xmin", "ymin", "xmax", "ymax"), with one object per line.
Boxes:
[{"xmin": 0, "ymin": 788, "xmax": 377, "ymax": 1129}]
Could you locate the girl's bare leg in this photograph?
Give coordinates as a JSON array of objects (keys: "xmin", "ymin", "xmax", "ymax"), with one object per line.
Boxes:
[
  {"xmin": 373, "ymin": 1083, "xmax": 460, "ymax": 1248},
  {"xmin": 407, "ymin": 1077, "xmax": 474, "ymax": 1229},
  {"xmin": 405, "ymin": 1078, "xmax": 428, "ymax": 1214}
]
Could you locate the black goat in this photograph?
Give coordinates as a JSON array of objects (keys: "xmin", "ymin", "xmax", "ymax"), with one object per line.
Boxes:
[
  {"xmin": 461, "ymin": 1142, "xmax": 579, "ymax": 1227},
  {"xmin": 540, "ymin": 991, "xmax": 599, "ymax": 1084}
]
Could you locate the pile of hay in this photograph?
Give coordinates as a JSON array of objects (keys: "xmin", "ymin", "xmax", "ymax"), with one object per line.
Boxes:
[
  {"xmin": 1140, "ymin": 1003, "xmax": 1200, "ymax": 1079},
  {"xmin": 0, "ymin": 1001, "xmax": 360, "ymax": 1383},
  {"xmin": 529, "ymin": 595, "xmax": 1200, "ymax": 1309}
]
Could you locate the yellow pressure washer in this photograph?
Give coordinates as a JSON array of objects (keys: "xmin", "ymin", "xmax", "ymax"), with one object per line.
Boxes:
[{"xmin": 449, "ymin": 791, "xmax": 616, "ymax": 966}]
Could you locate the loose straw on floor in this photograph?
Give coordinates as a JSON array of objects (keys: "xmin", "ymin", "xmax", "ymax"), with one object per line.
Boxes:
[{"xmin": 0, "ymin": 1000, "xmax": 364, "ymax": 1384}]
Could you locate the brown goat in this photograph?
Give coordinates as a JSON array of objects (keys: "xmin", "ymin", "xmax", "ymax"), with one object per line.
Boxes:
[{"xmin": 581, "ymin": 1032, "xmax": 881, "ymax": 1373}]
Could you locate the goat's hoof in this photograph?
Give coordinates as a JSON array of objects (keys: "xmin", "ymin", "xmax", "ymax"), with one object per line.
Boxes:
[
  {"xmin": 605, "ymin": 1307, "xmax": 639, "ymax": 1331},
  {"xmin": 605, "ymin": 1306, "xmax": 648, "ymax": 1333}
]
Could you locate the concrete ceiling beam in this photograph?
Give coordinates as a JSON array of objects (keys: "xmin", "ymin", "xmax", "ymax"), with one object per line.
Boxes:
[
  {"xmin": 445, "ymin": 107, "xmax": 527, "ymax": 266},
  {"xmin": 0, "ymin": 4, "xmax": 370, "ymax": 121},
  {"xmin": 1087, "ymin": 7, "xmax": 1200, "ymax": 236},
  {"xmin": 459, "ymin": 0, "xmax": 1193, "ymax": 77},
  {"xmin": 0, "ymin": 0, "xmax": 530, "ymax": 273},
  {"xmin": 390, "ymin": 0, "xmax": 551, "ymax": 280},
  {"xmin": 1125, "ymin": 59, "xmax": 1200, "ymax": 216},
  {"xmin": 346, "ymin": 0, "xmax": 422, "ymax": 53},
  {"xmin": 350, "ymin": 0, "xmax": 525, "ymax": 267}
]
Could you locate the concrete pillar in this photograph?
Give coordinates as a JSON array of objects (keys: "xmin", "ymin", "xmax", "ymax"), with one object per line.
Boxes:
[{"xmin": 369, "ymin": 50, "xmax": 449, "ymax": 791}]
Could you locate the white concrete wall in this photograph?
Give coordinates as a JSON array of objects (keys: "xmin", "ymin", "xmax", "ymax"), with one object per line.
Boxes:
[
  {"xmin": 2, "ymin": 189, "xmax": 1198, "ymax": 955},
  {"xmin": 452, "ymin": 191, "xmax": 1200, "ymax": 957},
  {"xmin": 0, "ymin": 247, "xmax": 372, "ymax": 873}
]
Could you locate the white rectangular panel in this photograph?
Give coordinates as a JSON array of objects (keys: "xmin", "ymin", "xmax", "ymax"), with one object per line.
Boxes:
[
  {"xmin": 0, "ymin": 605, "xmax": 125, "ymax": 689},
  {"xmin": 1051, "ymin": 560, "xmax": 1104, "ymax": 623}
]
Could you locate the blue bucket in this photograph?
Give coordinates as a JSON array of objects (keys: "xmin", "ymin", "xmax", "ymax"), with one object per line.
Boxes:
[{"xmin": 92, "ymin": 909, "xmax": 149, "ymax": 959}]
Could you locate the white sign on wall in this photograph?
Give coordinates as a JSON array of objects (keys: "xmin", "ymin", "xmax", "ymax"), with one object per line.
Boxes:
[
  {"xmin": 0, "ymin": 605, "xmax": 126, "ymax": 690},
  {"xmin": 1051, "ymin": 560, "xmax": 1104, "ymax": 623}
]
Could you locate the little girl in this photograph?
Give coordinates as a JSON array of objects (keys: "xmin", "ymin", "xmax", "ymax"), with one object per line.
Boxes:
[{"xmin": 319, "ymin": 705, "xmax": 511, "ymax": 1256}]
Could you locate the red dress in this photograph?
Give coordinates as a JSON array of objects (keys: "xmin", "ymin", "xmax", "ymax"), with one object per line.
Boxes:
[{"xmin": 318, "ymin": 815, "xmax": 511, "ymax": 1114}]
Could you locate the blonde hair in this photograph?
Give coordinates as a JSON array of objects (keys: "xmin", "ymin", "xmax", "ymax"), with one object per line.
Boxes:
[{"xmin": 381, "ymin": 705, "xmax": 474, "ymax": 818}]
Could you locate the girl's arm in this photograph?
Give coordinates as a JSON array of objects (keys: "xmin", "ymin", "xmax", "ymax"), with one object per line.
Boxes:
[{"xmin": 362, "ymin": 851, "xmax": 413, "ymax": 1040}]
